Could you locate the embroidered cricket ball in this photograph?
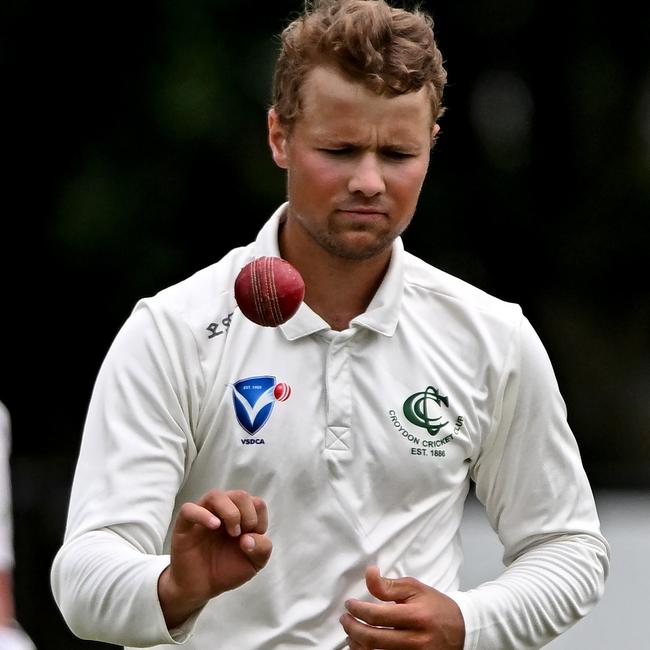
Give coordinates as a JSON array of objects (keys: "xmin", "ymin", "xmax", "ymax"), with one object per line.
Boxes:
[
  {"xmin": 234, "ymin": 256, "xmax": 305, "ymax": 327},
  {"xmin": 274, "ymin": 382, "xmax": 291, "ymax": 401}
]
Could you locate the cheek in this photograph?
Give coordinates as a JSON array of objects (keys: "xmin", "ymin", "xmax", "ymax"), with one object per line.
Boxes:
[
  {"xmin": 389, "ymin": 162, "xmax": 429, "ymax": 203},
  {"xmin": 293, "ymin": 152, "xmax": 344, "ymax": 192}
]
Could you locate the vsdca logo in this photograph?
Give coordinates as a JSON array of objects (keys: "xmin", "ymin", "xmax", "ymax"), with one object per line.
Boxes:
[{"xmin": 231, "ymin": 375, "xmax": 291, "ymax": 435}]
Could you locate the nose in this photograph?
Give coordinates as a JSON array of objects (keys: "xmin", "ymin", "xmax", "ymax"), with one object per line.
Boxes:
[{"xmin": 347, "ymin": 153, "xmax": 385, "ymax": 197}]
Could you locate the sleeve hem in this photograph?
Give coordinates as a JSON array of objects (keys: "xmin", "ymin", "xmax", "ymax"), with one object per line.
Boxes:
[
  {"xmin": 446, "ymin": 590, "xmax": 479, "ymax": 650},
  {"xmin": 154, "ymin": 558, "xmax": 208, "ymax": 644}
]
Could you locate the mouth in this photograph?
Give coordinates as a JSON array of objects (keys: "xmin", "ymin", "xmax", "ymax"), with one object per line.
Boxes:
[{"xmin": 337, "ymin": 207, "xmax": 388, "ymax": 220}]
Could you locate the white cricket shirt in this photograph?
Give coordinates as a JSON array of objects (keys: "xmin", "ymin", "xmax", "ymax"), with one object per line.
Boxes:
[{"xmin": 51, "ymin": 204, "xmax": 609, "ymax": 649}]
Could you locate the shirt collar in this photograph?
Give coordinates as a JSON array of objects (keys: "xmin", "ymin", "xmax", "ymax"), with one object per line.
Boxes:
[
  {"xmin": 250, "ymin": 203, "xmax": 404, "ymax": 339},
  {"xmin": 350, "ymin": 236, "xmax": 404, "ymax": 337}
]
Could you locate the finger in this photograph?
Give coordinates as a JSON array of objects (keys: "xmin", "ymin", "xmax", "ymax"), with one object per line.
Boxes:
[
  {"xmin": 251, "ymin": 496, "xmax": 269, "ymax": 533},
  {"xmin": 365, "ymin": 566, "xmax": 420, "ymax": 604},
  {"xmin": 345, "ymin": 598, "xmax": 411, "ymax": 630},
  {"xmin": 174, "ymin": 502, "xmax": 221, "ymax": 534},
  {"xmin": 198, "ymin": 490, "xmax": 250, "ymax": 537},
  {"xmin": 239, "ymin": 533, "xmax": 273, "ymax": 571},
  {"xmin": 340, "ymin": 611, "xmax": 406, "ymax": 650},
  {"xmin": 227, "ymin": 489, "xmax": 260, "ymax": 533}
]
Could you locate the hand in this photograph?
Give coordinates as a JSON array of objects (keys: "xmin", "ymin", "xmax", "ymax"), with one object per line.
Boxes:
[
  {"xmin": 0, "ymin": 570, "xmax": 15, "ymax": 627},
  {"xmin": 158, "ymin": 489, "xmax": 272, "ymax": 629},
  {"xmin": 340, "ymin": 566, "xmax": 465, "ymax": 649}
]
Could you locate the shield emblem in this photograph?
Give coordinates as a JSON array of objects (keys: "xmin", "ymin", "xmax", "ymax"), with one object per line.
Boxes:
[{"xmin": 231, "ymin": 376, "xmax": 277, "ymax": 435}]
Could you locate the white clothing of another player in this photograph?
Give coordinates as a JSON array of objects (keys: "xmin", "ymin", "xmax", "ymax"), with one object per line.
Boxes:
[{"xmin": 0, "ymin": 403, "xmax": 36, "ymax": 650}]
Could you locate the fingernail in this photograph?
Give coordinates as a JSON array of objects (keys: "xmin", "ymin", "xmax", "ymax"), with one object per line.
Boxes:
[
  {"xmin": 232, "ymin": 525, "xmax": 241, "ymax": 537},
  {"xmin": 242, "ymin": 535, "xmax": 255, "ymax": 551}
]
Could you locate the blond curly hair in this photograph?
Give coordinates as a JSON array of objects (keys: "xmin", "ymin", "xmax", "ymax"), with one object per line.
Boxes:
[{"xmin": 272, "ymin": 0, "xmax": 447, "ymax": 129}]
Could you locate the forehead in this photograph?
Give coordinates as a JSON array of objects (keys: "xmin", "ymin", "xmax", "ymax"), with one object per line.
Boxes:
[{"xmin": 297, "ymin": 65, "xmax": 432, "ymax": 140}]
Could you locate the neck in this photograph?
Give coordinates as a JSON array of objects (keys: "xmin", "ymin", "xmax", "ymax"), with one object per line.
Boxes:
[{"xmin": 279, "ymin": 219, "xmax": 391, "ymax": 331}]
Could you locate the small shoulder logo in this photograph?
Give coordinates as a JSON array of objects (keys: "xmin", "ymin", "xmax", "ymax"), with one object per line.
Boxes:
[
  {"xmin": 403, "ymin": 386, "xmax": 449, "ymax": 435},
  {"xmin": 231, "ymin": 375, "xmax": 292, "ymax": 437}
]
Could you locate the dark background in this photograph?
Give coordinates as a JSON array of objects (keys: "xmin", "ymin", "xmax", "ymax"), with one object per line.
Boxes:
[{"xmin": 2, "ymin": 1, "xmax": 648, "ymax": 647}]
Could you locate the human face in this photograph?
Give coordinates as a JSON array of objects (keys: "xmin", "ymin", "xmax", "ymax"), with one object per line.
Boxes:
[{"xmin": 268, "ymin": 65, "xmax": 437, "ymax": 261}]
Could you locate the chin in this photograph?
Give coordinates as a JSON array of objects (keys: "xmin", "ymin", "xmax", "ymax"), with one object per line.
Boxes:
[{"xmin": 326, "ymin": 232, "xmax": 395, "ymax": 261}]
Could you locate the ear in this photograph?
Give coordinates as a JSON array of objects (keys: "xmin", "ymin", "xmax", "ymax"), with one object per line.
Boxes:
[
  {"xmin": 431, "ymin": 123, "xmax": 441, "ymax": 146},
  {"xmin": 268, "ymin": 108, "xmax": 289, "ymax": 169}
]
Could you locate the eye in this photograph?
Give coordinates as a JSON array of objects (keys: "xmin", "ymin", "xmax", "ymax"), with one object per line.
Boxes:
[
  {"xmin": 383, "ymin": 150, "xmax": 415, "ymax": 160},
  {"xmin": 319, "ymin": 148, "xmax": 353, "ymax": 156}
]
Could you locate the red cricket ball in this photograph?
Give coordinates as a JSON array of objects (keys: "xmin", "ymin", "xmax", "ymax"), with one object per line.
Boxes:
[{"xmin": 234, "ymin": 256, "xmax": 305, "ymax": 327}]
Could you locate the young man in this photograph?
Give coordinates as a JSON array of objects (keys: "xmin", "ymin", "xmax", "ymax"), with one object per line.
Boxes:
[{"xmin": 51, "ymin": 1, "xmax": 609, "ymax": 648}]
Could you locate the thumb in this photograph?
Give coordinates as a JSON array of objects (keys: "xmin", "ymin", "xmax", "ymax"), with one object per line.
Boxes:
[
  {"xmin": 365, "ymin": 565, "xmax": 417, "ymax": 603},
  {"xmin": 240, "ymin": 533, "xmax": 273, "ymax": 571}
]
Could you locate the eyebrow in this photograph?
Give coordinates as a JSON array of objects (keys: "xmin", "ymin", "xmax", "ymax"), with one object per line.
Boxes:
[{"xmin": 316, "ymin": 137, "xmax": 422, "ymax": 152}]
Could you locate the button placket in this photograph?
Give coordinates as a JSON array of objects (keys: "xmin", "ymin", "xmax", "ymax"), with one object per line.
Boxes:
[{"xmin": 324, "ymin": 330, "xmax": 354, "ymax": 452}]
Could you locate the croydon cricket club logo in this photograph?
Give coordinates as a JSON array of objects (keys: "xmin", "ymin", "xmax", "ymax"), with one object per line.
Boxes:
[
  {"xmin": 387, "ymin": 385, "xmax": 465, "ymax": 459},
  {"xmin": 231, "ymin": 375, "xmax": 292, "ymax": 444}
]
